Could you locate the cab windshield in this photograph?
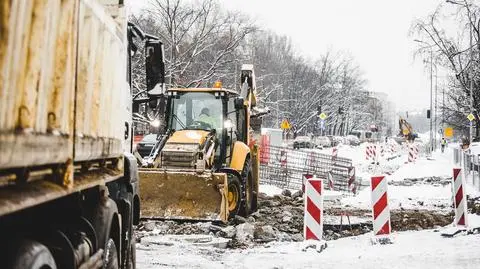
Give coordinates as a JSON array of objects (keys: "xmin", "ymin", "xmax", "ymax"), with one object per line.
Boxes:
[{"xmin": 168, "ymin": 92, "xmax": 223, "ymax": 132}]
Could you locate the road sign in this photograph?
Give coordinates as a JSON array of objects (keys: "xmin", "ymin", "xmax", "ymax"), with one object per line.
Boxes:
[
  {"xmin": 319, "ymin": 113, "xmax": 327, "ymax": 120},
  {"xmin": 467, "ymin": 113, "xmax": 475, "ymax": 121},
  {"xmin": 280, "ymin": 119, "xmax": 291, "ymax": 129},
  {"xmin": 444, "ymin": 127, "xmax": 453, "ymax": 138},
  {"xmin": 320, "ymin": 119, "xmax": 325, "ymax": 130}
]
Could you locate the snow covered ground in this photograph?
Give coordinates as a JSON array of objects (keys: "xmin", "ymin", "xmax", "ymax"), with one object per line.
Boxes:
[
  {"xmin": 342, "ymin": 146, "xmax": 455, "ymax": 211},
  {"xmin": 136, "ymin": 143, "xmax": 480, "ymax": 269},
  {"xmin": 137, "ymin": 215, "xmax": 480, "ymax": 269}
]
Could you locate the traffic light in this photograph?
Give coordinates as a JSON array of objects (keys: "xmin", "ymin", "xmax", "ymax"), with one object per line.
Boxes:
[
  {"xmin": 317, "ymin": 105, "xmax": 322, "ymax": 115},
  {"xmin": 427, "ymin": 109, "xmax": 431, "ymax": 119},
  {"xmin": 338, "ymin": 107, "xmax": 343, "ymax": 114}
]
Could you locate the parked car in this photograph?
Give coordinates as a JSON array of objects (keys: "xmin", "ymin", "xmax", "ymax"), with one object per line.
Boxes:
[
  {"xmin": 136, "ymin": 133, "xmax": 158, "ymax": 157},
  {"xmin": 315, "ymin": 136, "xmax": 332, "ymax": 148},
  {"xmin": 345, "ymin": 135, "xmax": 361, "ymax": 146},
  {"xmin": 293, "ymin": 136, "xmax": 315, "ymax": 149}
]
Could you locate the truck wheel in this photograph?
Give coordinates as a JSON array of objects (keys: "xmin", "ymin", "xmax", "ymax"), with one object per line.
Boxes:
[
  {"xmin": 227, "ymin": 174, "xmax": 242, "ymax": 218},
  {"xmin": 103, "ymin": 238, "xmax": 119, "ymax": 269},
  {"xmin": 127, "ymin": 236, "xmax": 136, "ymax": 269},
  {"xmin": 7, "ymin": 240, "xmax": 57, "ymax": 269}
]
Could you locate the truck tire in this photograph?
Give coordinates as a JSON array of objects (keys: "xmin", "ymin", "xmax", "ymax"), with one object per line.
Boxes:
[
  {"xmin": 103, "ymin": 238, "xmax": 119, "ymax": 269},
  {"xmin": 127, "ymin": 237, "xmax": 136, "ymax": 269},
  {"xmin": 227, "ymin": 174, "xmax": 242, "ymax": 218},
  {"xmin": 7, "ymin": 240, "xmax": 57, "ymax": 269}
]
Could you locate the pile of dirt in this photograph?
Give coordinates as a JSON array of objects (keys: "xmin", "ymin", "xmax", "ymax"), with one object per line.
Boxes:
[
  {"xmin": 390, "ymin": 176, "xmax": 451, "ymax": 186},
  {"xmin": 136, "ymin": 191, "xmax": 456, "ymax": 249},
  {"xmin": 391, "ymin": 209, "xmax": 454, "ymax": 231},
  {"xmin": 467, "ymin": 196, "xmax": 480, "ymax": 215},
  {"xmin": 136, "ymin": 192, "xmax": 371, "ymax": 248}
]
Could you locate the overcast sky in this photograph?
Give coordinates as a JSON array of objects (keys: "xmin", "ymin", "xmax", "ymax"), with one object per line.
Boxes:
[{"xmin": 128, "ymin": 0, "xmax": 449, "ymax": 112}]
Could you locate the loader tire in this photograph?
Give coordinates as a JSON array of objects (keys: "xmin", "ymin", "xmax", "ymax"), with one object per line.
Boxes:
[
  {"xmin": 239, "ymin": 158, "xmax": 254, "ymax": 216},
  {"xmin": 227, "ymin": 174, "xmax": 242, "ymax": 218}
]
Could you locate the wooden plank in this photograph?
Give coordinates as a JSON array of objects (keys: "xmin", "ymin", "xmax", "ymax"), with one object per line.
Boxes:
[
  {"xmin": 0, "ymin": 0, "xmax": 12, "ymax": 130},
  {"xmin": 0, "ymin": 167, "xmax": 122, "ymax": 217},
  {"xmin": 0, "ymin": 133, "xmax": 70, "ymax": 169},
  {"xmin": 50, "ymin": 0, "xmax": 77, "ymax": 135},
  {"xmin": 74, "ymin": 136, "xmax": 122, "ymax": 162},
  {"xmin": 74, "ymin": 0, "xmax": 125, "ymax": 161}
]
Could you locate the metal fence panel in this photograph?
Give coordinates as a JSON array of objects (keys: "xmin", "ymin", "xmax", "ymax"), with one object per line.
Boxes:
[{"xmin": 259, "ymin": 146, "xmax": 355, "ymax": 194}]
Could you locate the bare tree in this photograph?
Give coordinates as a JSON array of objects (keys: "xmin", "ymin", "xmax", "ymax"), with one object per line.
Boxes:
[{"xmin": 412, "ymin": 0, "xmax": 480, "ymax": 136}]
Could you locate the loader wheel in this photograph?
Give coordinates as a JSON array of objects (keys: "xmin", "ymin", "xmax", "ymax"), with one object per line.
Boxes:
[
  {"xmin": 239, "ymin": 158, "xmax": 254, "ymax": 216},
  {"xmin": 227, "ymin": 174, "xmax": 242, "ymax": 218}
]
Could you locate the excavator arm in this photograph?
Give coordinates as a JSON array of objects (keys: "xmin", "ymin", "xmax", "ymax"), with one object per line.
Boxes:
[{"xmin": 399, "ymin": 117, "xmax": 416, "ymax": 142}]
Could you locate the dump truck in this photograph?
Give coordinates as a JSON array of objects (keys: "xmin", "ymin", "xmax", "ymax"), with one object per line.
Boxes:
[
  {"xmin": 0, "ymin": 1, "xmax": 142, "ymax": 268},
  {"xmin": 138, "ymin": 65, "xmax": 263, "ymax": 223}
]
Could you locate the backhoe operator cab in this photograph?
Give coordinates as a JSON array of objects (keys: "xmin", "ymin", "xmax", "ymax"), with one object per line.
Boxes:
[
  {"xmin": 165, "ymin": 88, "xmax": 248, "ymax": 169},
  {"xmin": 139, "ymin": 64, "xmax": 259, "ymax": 223}
]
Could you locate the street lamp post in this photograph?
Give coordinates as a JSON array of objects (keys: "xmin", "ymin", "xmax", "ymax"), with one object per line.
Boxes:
[
  {"xmin": 430, "ymin": 49, "xmax": 434, "ymax": 152},
  {"xmin": 414, "ymin": 39, "xmax": 435, "ymax": 153},
  {"xmin": 469, "ymin": 22, "xmax": 474, "ymax": 143},
  {"xmin": 434, "ymin": 64, "xmax": 438, "ymax": 150}
]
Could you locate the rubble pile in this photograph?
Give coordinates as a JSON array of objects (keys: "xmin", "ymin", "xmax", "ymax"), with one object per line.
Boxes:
[
  {"xmin": 467, "ymin": 196, "xmax": 480, "ymax": 215},
  {"xmin": 136, "ymin": 190, "xmax": 456, "ymax": 249},
  {"xmin": 391, "ymin": 210, "xmax": 454, "ymax": 231},
  {"xmin": 391, "ymin": 176, "xmax": 451, "ymax": 186},
  {"xmin": 137, "ymin": 192, "xmax": 370, "ymax": 248}
]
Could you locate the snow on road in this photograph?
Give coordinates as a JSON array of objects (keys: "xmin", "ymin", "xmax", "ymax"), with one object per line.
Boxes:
[
  {"xmin": 137, "ymin": 215, "xmax": 480, "ymax": 269},
  {"xmin": 137, "ymin": 143, "xmax": 480, "ymax": 269},
  {"xmin": 342, "ymin": 146, "xmax": 455, "ymax": 211}
]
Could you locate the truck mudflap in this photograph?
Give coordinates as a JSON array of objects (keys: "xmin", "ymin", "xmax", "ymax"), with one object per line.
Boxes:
[{"xmin": 138, "ymin": 169, "xmax": 229, "ymax": 223}]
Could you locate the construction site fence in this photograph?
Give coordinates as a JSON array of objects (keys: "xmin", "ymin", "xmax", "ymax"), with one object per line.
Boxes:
[
  {"xmin": 259, "ymin": 145, "xmax": 355, "ymax": 195},
  {"xmin": 453, "ymin": 147, "xmax": 480, "ymax": 192}
]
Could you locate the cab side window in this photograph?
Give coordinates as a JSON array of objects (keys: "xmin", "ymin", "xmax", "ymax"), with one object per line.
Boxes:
[{"xmin": 227, "ymin": 99, "xmax": 238, "ymax": 143}]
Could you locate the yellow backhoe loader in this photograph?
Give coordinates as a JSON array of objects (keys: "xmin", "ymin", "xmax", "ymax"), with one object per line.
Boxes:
[
  {"xmin": 398, "ymin": 116, "xmax": 417, "ymax": 142},
  {"xmin": 138, "ymin": 65, "xmax": 261, "ymax": 223}
]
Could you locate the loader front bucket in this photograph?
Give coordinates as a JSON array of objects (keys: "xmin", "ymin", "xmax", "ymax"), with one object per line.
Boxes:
[{"xmin": 138, "ymin": 169, "xmax": 229, "ymax": 223}]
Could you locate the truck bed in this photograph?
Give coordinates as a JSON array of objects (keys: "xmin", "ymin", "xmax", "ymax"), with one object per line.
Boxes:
[
  {"xmin": 0, "ymin": 0, "xmax": 128, "ymax": 170},
  {"xmin": 0, "ymin": 0, "xmax": 129, "ymax": 215}
]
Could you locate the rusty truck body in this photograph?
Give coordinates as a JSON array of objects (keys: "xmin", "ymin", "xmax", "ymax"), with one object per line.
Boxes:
[{"xmin": 0, "ymin": 1, "xmax": 139, "ymax": 268}]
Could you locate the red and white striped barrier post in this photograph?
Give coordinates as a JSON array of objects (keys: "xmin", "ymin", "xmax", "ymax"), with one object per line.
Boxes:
[
  {"xmin": 365, "ymin": 145, "xmax": 371, "ymax": 161},
  {"xmin": 327, "ymin": 171, "xmax": 334, "ymax": 190},
  {"xmin": 452, "ymin": 168, "xmax": 468, "ymax": 227},
  {"xmin": 372, "ymin": 145, "xmax": 377, "ymax": 163},
  {"xmin": 348, "ymin": 167, "xmax": 356, "ymax": 194},
  {"xmin": 380, "ymin": 144, "xmax": 385, "ymax": 157},
  {"xmin": 307, "ymin": 151, "xmax": 316, "ymax": 168},
  {"xmin": 332, "ymin": 147, "xmax": 338, "ymax": 161},
  {"xmin": 302, "ymin": 173, "xmax": 313, "ymax": 193},
  {"xmin": 371, "ymin": 175, "xmax": 392, "ymax": 243},
  {"xmin": 304, "ymin": 177, "xmax": 324, "ymax": 240},
  {"xmin": 407, "ymin": 144, "xmax": 414, "ymax": 163},
  {"xmin": 280, "ymin": 149, "xmax": 287, "ymax": 168},
  {"xmin": 414, "ymin": 144, "xmax": 419, "ymax": 160}
]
